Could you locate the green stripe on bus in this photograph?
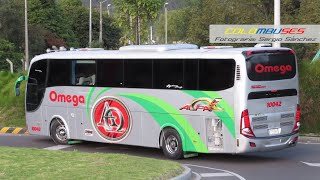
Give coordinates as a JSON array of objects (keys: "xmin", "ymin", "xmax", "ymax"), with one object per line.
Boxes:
[
  {"xmin": 86, "ymin": 87, "xmax": 96, "ymax": 118},
  {"xmin": 119, "ymin": 93, "xmax": 208, "ymax": 153},
  {"xmin": 202, "ymin": 91, "xmax": 234, "ymax": 121},
  {"xmin": 93, "ymin": 88, "xmax": 112, "ymax": 102},
  {"xmin": 182, "ymin": 90, "xmax": 236, "ymax": 138}
]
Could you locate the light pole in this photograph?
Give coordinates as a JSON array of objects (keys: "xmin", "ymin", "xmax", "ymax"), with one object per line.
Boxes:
[
  {"xmin": 107, "ymin": 4, "xmax": 111, "ymax": 16},
  {"xmin": 99, "ymin": 0, "xmax": 108, "ymax": 45},
  {"xmin": 89, "ymin": 0, "xmax": 92, "ymax": 47},
  {"xmin": 129, "ymin": 15, "xmax": 133, "ymax": 45},
  {"xmin": 164, "ymin": 2, "xmax": 169, "ymax": 44},
  {"xmin": 24, "ymin": 0, "xmax": 29, "ymax": 70},
  {"xmin": 274, "ymin": 0, "xmax": 281, "ymax": 47}
]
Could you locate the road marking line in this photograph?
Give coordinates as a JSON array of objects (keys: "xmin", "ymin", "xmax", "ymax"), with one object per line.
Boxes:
[
  {"xmin": 192, "ymin": 172, "xmax": 201, "ymax": 180},
  {"xmin": 0, "ymin": 127, "xmax": 10, "ymax": 133},
  {"xmin": 201, "ymin": 172, "xmax": 233, "ymax": 177},
  {"xmin": 184, "ymin": 164, "xmax": 246, "ymax": 180},
  {"xmin": 44, "ymin": 145, "xmax": 71, "ymax": 151},
  {"xmin": 301, "ymin": 161, "xmax": 320, "ymax": 167},
  {"xmin": 12, "ymin": 128, "xmax": 22, "ymax": 134},
  {"xmin": 299, "ymin": 142, "xmax": 320, "ymax": 145}
]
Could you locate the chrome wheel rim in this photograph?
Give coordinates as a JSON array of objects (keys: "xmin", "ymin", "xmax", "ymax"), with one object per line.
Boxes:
[
  {"xmin": 55, "ymin": 125, "xmax": 67, "ymax": 141},
  {"xmin": 165, "ymin": 135, "xmax": 178, "ymax": 154}
]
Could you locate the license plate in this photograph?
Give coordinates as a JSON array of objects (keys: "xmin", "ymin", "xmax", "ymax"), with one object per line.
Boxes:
[{"xmin": 269, "ymin": 128, "xmax": 281, "ymax": 136}]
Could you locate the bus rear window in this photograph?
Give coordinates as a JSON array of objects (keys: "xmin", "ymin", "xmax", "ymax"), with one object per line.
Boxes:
[{"xmin": 246, "ymin": 52, "xmax": 296, "ymax": 81}]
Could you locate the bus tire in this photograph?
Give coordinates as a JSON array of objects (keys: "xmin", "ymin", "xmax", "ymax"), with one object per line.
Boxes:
[
  {"xmin": 50, "ymin": 119, "xmax": 68, "ymax": 145},
  {"xmin": 161, "ymin": 128, "xmax": 183, "ymax": 160}
]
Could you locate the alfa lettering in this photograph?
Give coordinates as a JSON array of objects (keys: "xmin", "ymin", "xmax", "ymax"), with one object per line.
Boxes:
[
  {"xmin": 49, "ymin": 91, "xmax": 85, "ymax": 106},
  {"xmin": 180, "ymin": 105, "xmax": 212, "ymax": 112},
  {"xmin": 180, "ymin": 98, "xmax": 223, "ymax": 112},
  {"xmin": 180, "ymin": 105, "xmax": 191, "ymax": 111},
  {"xmin": 255, "ymin": 64, "xmax": 292, "ymax": 74}
]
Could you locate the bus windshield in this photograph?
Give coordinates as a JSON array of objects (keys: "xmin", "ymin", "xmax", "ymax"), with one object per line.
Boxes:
[{"xmin": 246, "ymin": 51, "xmax": 296, "ymax": 81}]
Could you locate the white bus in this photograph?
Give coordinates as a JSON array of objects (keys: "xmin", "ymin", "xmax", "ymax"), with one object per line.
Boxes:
[{"xmin": 16, "ymin": 44, "xmax": 300, "ymax": 159}]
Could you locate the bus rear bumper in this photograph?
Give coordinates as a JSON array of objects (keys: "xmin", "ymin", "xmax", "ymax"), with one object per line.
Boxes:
[{"xmin": 237, "ymin": 133, "xmax": 299, "ymax": 153}]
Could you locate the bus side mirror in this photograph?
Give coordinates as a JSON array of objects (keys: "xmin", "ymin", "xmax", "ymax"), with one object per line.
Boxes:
[{"xmin": 15, "ymin": 75, "xmax": 27, "ymax": 97}]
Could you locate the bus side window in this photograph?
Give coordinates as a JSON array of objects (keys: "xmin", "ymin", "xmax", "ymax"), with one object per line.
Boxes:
[
  {"xmin": 97, "ymin": 60, "xmax": 124, "ymax": 87},
  {"xmin": 199, "ymin": 59, "xmax": 235, "ymax": 91},
  {"xmin": 124, "ymin": 59, "xmax": 152, "ymax": 88},
  {"xmin": 47, "ymin": 60, "xmax": 72, "ymax": 87},
  {"xmin": 183, "ymin": 59, "xmax": 198, "ymax": 90},
  {"xmin": 154, "ymin": 59, "xmax": 183, "ymax": 89},
  {"xmin": 72, "ymin": 60, "xmax": 96, "ymax": 86}
]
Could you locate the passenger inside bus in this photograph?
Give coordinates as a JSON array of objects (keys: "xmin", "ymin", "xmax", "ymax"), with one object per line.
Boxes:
[{"xmin": 74, "ymin": 60, "xmax": 96, "ymax": 86}]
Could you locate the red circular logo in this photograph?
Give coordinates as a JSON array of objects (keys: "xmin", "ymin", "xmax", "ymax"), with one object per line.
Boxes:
[{"xmin": 91, "ymin": 97, "xmax": 132, "ymax": 142}]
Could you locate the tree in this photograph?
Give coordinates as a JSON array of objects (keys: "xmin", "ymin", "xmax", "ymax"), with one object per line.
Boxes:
[
  {"xmin": 28, "ymin": 0, "xmax": 77, "ymax": 47},
  {"xmin": 58, "ymin": 0, "xmax": 121, "ymax": 49},
  {"xmin": 298, "ymin": 0, "xmax": 320, "ymax": 59},
  {"xmin": 155, "ymin": 8, "xmax": 191, "ymax": 43},
  {"xmin": 0, "ymin": 0, "xmax": 25, "ymax": 52},
  {"xmin": 299, "ymin": 0, "xmax": 320, "ymax": 24},
  {"xmin": 113, "ymin": 0, "xmax": 165, "ymax": 45},
  {"xmin": 185, "ymin": 0, "xmax": 273, "ymax": 45},
  {"xmin": 0, "ymin": 0, "xmax": 47, "ymax": 58},
  {"xmin": 0, "ymin": 38, "xmax": 23, "ymax": 72}
]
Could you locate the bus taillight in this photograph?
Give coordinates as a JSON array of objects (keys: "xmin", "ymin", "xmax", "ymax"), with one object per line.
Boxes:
[
  {"xmin": 290, "ymin": 49, "xmax": 295, "ymax": 54},
  {"xmin": 293, "ymin": 104, "xmax": 301, "ymax": 133},
  {"xmin": 240, "ymin": 109, "xmax": 255, "ymax": 138}
]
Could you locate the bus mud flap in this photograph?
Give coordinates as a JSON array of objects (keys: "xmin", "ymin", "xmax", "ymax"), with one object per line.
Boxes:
[
  {"xmin": 68, "ymin": 140, "xmax": 83, "ymax": 145},
  {"xmin": 184, "ymin": 153, "xmax": 198, "ymax": 158}
]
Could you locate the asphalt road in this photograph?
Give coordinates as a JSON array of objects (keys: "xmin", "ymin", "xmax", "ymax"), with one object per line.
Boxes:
[{"xmin": 0, "ymin": 134, "xmax": 319, "ymax": 180}]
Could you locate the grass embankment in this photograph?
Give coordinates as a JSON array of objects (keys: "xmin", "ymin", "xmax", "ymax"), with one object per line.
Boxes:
[
  {"xmin": 0, "ymin": 71, "xmax": 26, "ymax": 127},
  {"xmin": 0, "ymin": 60, "xmax": 320, "ymax": 133},
  {"xmin": 0, "ymin": 147, "xmax": 183, "ymax": 179},
  {"xmin": 299, "ymin": 61, "xmax": 320, "ymax": 134}
]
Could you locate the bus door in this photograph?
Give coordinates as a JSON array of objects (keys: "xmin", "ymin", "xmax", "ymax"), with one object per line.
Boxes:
[
  {"xmin": 243, "ymin": 50, "xmax": 299, "ymax": 138},
  {"xmin": 71, "ymin": 60, "xmax": 97, "ymax": 139},
  {"xmin": 26, "ymin": 60, "xmax": 48, "ymax": 134}
]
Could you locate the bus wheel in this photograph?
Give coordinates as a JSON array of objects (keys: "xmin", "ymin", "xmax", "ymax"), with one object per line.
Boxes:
[
  {"xmin": 50, "ymin": 119, "xmax": 68, "ymax": 145},
  {"xmin": 162, "ymin": 128, "xmax": 183, "ymax": 160}
]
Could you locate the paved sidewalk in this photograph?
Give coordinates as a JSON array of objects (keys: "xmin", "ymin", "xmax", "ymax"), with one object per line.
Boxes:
[{"xmin": 299, "ymin": 134, "xmax": 320, "ymax": 143}]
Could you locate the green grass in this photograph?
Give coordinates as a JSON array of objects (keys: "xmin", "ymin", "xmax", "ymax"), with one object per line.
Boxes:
[
  {"xmin": 298, "ymin": 61, "xmax": 320, "ymax": 134},
  {"xmin": 0, "ymin": 146, "xmax": 183, "ymax": 180},
  {"xmin": 0, "ymin": 71, "xmax": 26, "ymax": 127}
]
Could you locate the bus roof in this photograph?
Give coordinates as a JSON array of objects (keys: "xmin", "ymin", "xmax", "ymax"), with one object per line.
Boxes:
[{"xmin": 30, "ymin": 45, "xmax": 291, "ymax": 64}]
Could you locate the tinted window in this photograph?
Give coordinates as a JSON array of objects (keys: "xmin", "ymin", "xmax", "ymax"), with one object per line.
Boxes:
[
  {"xmin": 97, "ymin": 60, "xmax": 123, "ymax": 87},
  {"xmin": 246, "ymin": 52, "xmax": 296, "ymax": 81},
  {"xmin": 183, "ymin": 59, "xmax": 198, "ymax": 90},
  {"xmin": 124, "ymin": 59, "xmax": 152, "ymax": 88},
  {"xmin": 248, "ymin": 89, "xmax": 297, "ymax": 100},
  {"xmin": 47, "ymin": 60, "xmax": 72, "ymax": 87},
  {"xmin": 72, "ymin": 60, "xmax": 96, "ymax": 86},
  {"xmin": 154, "ymin": 59, "xmax": 183, "ymax": 89},
  {"xmin": 26, "ymin": 60, "xmax": 47, "ymax": 111},
  {"xmin": 199, "ymin": 59, "xmax": 235, "ymax": 91}
]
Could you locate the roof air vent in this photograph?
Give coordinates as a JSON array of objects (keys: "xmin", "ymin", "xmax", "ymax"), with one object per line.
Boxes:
[{"xmin": 236, "ymin": 65, "xmax": 241, "ymax": 80}]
